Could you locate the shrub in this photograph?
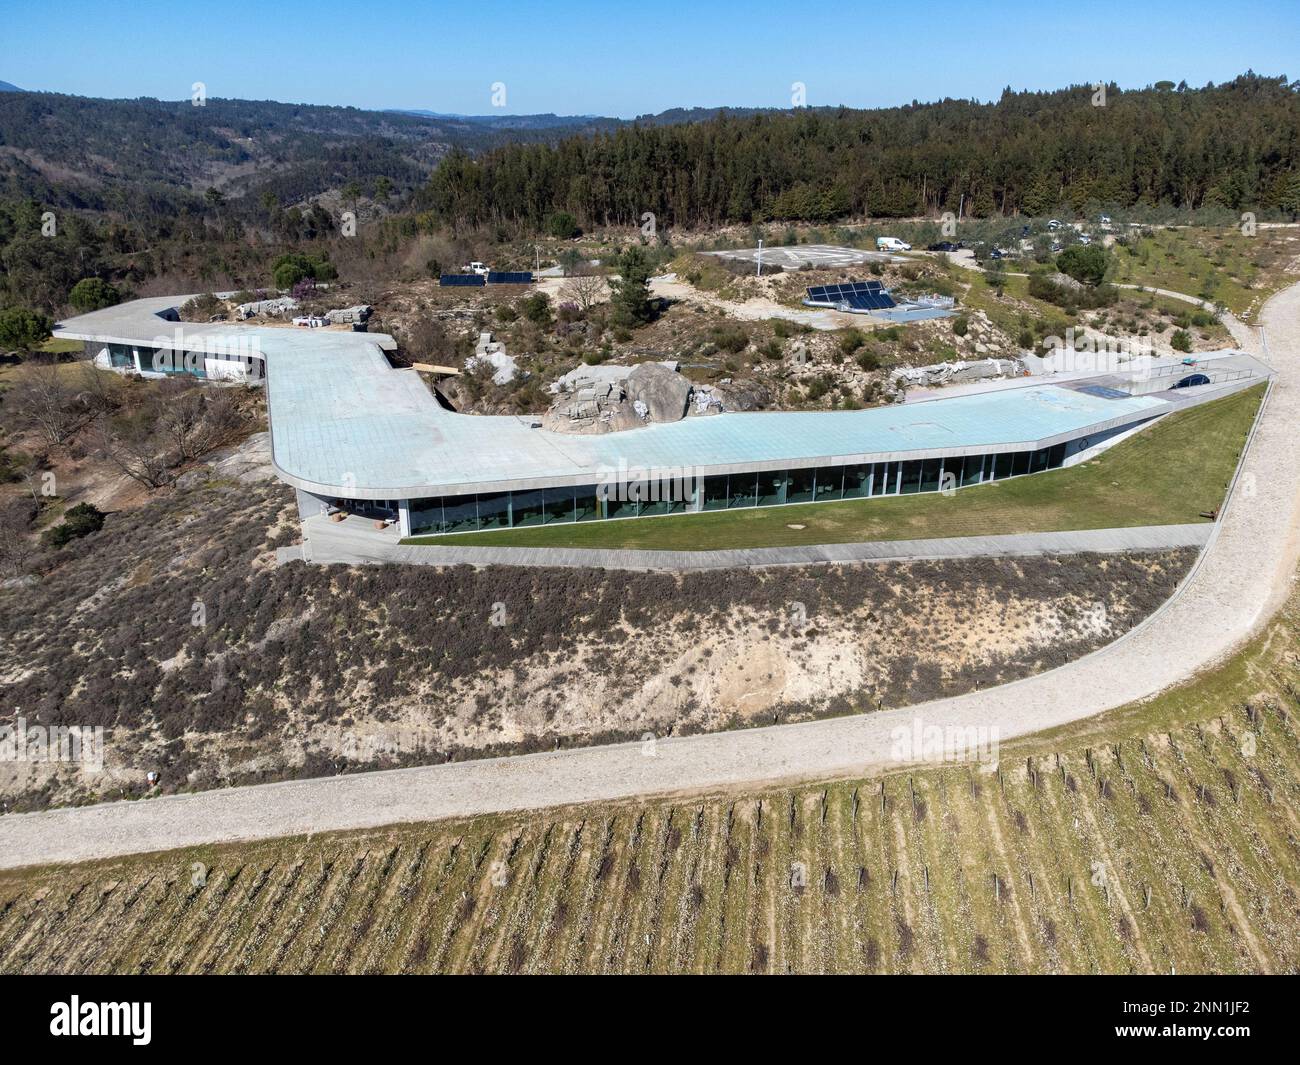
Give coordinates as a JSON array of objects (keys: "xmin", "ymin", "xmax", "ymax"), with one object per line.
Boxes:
[
  {"xmin": 952, "ymin": 315, "xmax": 969, "ymax": 337},
  {"xmin": 0, "ymin": 306, "xmax": 54, "ymax": 351},
  {"xmin": 1170, "ymin": 329, "xmax": 1193, "ymax": 353},
  {"xmin": 42, "ymin": 502, "xmax": 106, "ymax": 548},
  {"xmin": 69, "ymin": 277, "xmax": 122, "ymax": 313},
  {"xmin": 271, "ymin": 252, "xmax": 337, "ymax": 290},
  {"xmin": 179, "ymin": 293, "xmax": 224, "ymax": 322},
  {"xmin": 856, "ymin": 348, "xmax": 881, "ymax": 371},
  {"xmin": 546, "ymin": 212, "xmax": 581, "ymax": 239},
  {"xmin": 1055, "ymin": 244, "xmax": 1111, "ymax": 287},
  {"xmin": 838, "ymin": 328, "xmax": 866, "ymax": 355},
  {"xmin": 711, "ymin": 326, "xmax": 749, "ymax": 353},
  {"xmin": 519, "ymin": 293, "xmax": 553, "ymax": 326}
]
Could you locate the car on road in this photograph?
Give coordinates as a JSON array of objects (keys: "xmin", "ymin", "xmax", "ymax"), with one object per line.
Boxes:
[
  {"xmin": 877, "ymin": 236, "xmax": 912, "ymax": 252},
  {"xmin": 927, "ymin": 241, "xmax": 963, "ymax": 252}
]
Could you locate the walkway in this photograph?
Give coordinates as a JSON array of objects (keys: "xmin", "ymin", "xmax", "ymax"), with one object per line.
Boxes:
[{"xmin": 296, "ymin": 518, "xmax": 1213, "ymax": 571}]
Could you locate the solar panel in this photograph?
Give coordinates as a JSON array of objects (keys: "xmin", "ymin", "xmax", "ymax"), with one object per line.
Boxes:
[
  {"xmin": 439, "ymin": 274, "xmax": 486, "ymax": 287},
  {"xmin": 486, "ymin": 271, "xmax": 533, "ymax": 284},
  {"xmin": 805, "ymin": 279, "xmax": 888, "ymax": 304}
]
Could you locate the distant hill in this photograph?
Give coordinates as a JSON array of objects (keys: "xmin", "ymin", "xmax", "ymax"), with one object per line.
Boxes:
[
  {"xmin": 0, "ymin": 92, "xmax": 609, "ymax": 224},
  {"xmin": 0, "ymin": 81, "xmax": 24, "ymax": 92},
  {"xmin": 391, "ymin": 109, "xmax": 614, "ymax": 131}
]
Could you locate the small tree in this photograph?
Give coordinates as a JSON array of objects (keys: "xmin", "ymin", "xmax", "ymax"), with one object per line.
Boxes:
[
  {"xmin": 1170, "ymin": 329, "xmax": 1193, "ymax": 353},
  {"xmin": 10, "ymin": 361, "xmax": 81, "ymax": 446},
  {"xmin": 546, "ymin": 212, "xmax": 581, "ymax": 239},
  {"xmin": 1056, "ymin": 244, "xmax": 1111, "ymax": 287},
  {"xmin": 560, "ymin": 272, "xmax": 606, "ymax": 313},
  {"xmin": 0, "ymin": 306, "xmax": 54, "ymax": 352},
  {"xmin": 519, "ymin": 293, "xmax": 553, "ymax": 327},
  {"xmin": 68, "ymin": 277, "xmax": 122, "ymax": 313},
  {"xmin": 609, "ymin": 246, "xmax": 655, "ymax": 327}
]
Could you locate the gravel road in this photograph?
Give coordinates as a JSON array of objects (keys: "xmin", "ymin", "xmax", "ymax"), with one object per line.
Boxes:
[{"xmin": 2, "ymin": 281, "xmax": 1297, "ymax": 871}]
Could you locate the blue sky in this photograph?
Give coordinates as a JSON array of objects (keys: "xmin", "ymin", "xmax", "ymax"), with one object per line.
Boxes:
[{"xmin": 5, "ymin": 0, "xmax": 1296, "ymax": 117}]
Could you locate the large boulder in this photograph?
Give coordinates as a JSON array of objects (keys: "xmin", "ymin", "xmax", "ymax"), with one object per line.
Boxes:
[{"xmin": 626, "ymin": 362, "xmax": 691, "ymax": 423}]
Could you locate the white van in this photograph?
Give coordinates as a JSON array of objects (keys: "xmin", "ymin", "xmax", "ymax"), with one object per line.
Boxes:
[{"xmin": 876, "ymin": 236, "xmax": 912, "ymax": 252}]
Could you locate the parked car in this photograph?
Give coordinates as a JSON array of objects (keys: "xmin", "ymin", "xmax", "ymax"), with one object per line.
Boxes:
[
  {"xmin": 876, "ymin": 236, "xmax": 912, "ymax": 252},
  {"xmin": 1047, "ymin": 219, "xmax": 1062, "ymax": 230},
  {"xmin": 1099, "ymin": 214, "xmax": 1112, "ymax": 224},
  {"xmin": 927, "ymin": 241, "xmax": 962, "ymax": 252}
]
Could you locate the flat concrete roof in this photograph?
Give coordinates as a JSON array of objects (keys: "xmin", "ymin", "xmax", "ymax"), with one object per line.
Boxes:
[{"xmin": 57, "ymin": 297, "xmax": 1180, "ymax": 501}]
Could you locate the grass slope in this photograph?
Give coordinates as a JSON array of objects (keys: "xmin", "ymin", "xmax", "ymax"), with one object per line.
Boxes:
[
  {"xmin": 404, "ymin": 385, "xmax": 1263, "ymax": 550},
  {"xmin": 2, "ymin": 574, "xmax": 1296, "ymax": 974}
]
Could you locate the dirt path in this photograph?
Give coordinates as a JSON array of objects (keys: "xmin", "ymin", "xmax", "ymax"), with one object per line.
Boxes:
[{"xmin": 2, "ymin": 282, "xmax": 1299, "ymax": 871}]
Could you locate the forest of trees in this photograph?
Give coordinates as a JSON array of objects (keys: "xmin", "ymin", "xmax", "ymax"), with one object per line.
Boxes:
[{"xmin": 417, "ymin": 74, "xmax": 1300, "ymax": 231}]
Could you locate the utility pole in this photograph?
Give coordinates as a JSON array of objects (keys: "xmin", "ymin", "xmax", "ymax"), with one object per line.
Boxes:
[{"xmin": 756, "ymin": 238, "xmax": 763, "ymax": 277}]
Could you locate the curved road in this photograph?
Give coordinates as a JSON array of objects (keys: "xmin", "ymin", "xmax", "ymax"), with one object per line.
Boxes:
[{"xmin": 3, "ymin": 283, "xmax": 1298, "ymax": 870}]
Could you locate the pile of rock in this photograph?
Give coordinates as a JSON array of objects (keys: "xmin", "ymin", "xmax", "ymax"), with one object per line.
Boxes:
[
  {"xmin": 325, "ymin": 304, "xmax": 371, "ymax": 325},
  {"xmin": 890, "ymin": 357, "xmax": 1025, "ymax": 388},
  {"xmin": 464, "ymin": 332, "xmax": 518, "ymax": 384},
  {"xmin": 236, "ymin": 296, "xmax": 297, "ymax": 319},
  {"xmin": 542, "ymin": 361, "xmax": 766, "ymax": 434}
]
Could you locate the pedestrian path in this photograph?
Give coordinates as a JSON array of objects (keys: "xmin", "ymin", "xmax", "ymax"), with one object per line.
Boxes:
[{"xmin": 297, "ymin": 519, "xmax": 1213, "ymax": 571}]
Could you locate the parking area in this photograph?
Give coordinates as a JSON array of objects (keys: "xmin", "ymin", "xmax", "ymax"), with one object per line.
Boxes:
[{"xmin": 707, "ymin": 243, "xmax": 904, "ymax": 268}]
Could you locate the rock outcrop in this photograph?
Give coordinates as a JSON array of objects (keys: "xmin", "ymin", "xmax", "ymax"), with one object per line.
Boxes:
[{"xmin": 626, "ymin": 362, "xmax": 692, "ymax": 423}]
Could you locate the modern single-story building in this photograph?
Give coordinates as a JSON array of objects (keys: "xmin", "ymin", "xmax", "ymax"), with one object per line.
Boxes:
[{"xmin": 53, "ymin": 296, "xmax": 1269, "ymax": 539}]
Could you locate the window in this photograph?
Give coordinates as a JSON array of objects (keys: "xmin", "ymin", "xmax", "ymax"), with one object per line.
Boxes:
[
  {"xmin": 729, "ymin": 472, "xmax": 758, "ymax": 508},
  {"xmin": 477, "ymin": 491, "xmax": 511, "ymax": 529},
  {"xmin": 757, "ymin": 471, "xmax": 788, "ymax": 507},
  {"xmin": 441, "ymin": 494, "xmax": 478, "ymax": 533},
  {"xmin": 919, "ymin": 458, "xmax": 943, "ymax": 493},
  {"xmin": 409, "ymin": 498, "xmax": 443, "ymax": 534},
  {"xmin": 813, "ymin": 466, "xmax": 842, "ymax": 502},
  {"xmin": 542, "ymin": 486, "xmax": 576, "ymax": 523},
  {"xmin": 961, "ymin": 454, "xmax": 985, "ymax": 487},
  {"xmin": 574, "ymin": 487, "xmax": 601, "ymax": 522},
  {"xmin": 899, "ymin": 460, "xmax": 923, "ymax": 494},
  {"xmin": 787, "ymin": 467, "xmax": 817, "ymax": 504},
  {"xmin": 605, "ymin": 490, "xmax": 638, "ymax": 519},
  {"xmin": 1013, "ymin": 451, "xmax": 1032, "ymax": 477},
  {"xmin": 511, "ymin": 489, "xmax": 548, "ymax": 527},
  {"xmin": 843, "ymin": 464, "xmax": 871, "ymax": 498},
  {"xmin": 702, "ymin": 474, "xmax": 730, "ymax": 511},
  {"xmin": 992, "ymin": 453, "xmax": 1015, "ymax": 480},
  {"xmin": 872, "ymin": 461, "xmax": 899, "ymax": 496}
]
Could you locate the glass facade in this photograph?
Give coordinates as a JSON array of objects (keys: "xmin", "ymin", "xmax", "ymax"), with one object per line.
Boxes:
[
  {"xmin": 106, "ymin": 343, "xmax": 209, "ymax": 378},
  {"xmin": 404, "ymin": 444, "xmax": 1072, "ymax": 535}
]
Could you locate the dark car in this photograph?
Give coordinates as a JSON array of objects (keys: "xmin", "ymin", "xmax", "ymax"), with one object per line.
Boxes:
[{"xmin": 927, "ymin": 241, "xmax": 962, "ymax": 252}]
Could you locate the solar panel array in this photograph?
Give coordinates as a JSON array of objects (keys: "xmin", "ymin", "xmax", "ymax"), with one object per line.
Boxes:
[
  {"xmin": 439, "ymin": 274, "xmax": 486, "ymax": 287},
  {"xmin": 486, "ymin": 271, "xmax": 533, "ymax": 285},
  {"xmin": 804, "ymin": 280, "xmax": 896, "ymax": 311}
]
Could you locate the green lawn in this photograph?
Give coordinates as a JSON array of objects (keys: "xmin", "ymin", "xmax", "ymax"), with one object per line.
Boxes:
[{"xmin": 402, "ymin": 384, "xmax": 1264, "ymax": 551}]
